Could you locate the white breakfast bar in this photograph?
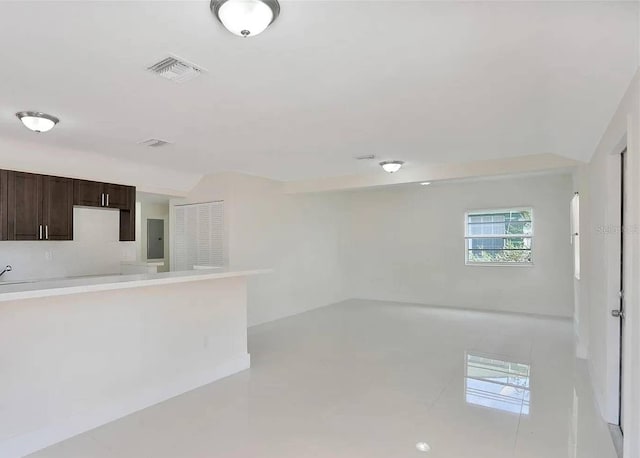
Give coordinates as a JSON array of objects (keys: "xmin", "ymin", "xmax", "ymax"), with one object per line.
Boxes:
[{"xmin": 0, "ymin": 268, "xmax": 268, "ymax": 458}]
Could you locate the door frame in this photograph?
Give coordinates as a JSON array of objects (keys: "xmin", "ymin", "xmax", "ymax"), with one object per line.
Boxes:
[
  {"xmin": 617, "ymin": 147, "xmax": 627, "ymax": 433},
  {"xmin": 606, "ymin": 133, "xmax": 640, "ymax": 458}
]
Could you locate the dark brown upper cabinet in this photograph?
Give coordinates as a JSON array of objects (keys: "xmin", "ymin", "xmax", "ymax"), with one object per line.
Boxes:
[
  {"xmin": 7, "ymin": 171, "xmax": 41, "ymax": 240},
  {"xmin": 0, "ymin": 171, "xmax": 135, "ymax": 242},
  {"xmin": 118, "ymin": 187, "xmax": 136, "ymax": 242},
  {"xmin": 73, "ymin": 180, "xmax": 132, "ymax": 210},
  {"xmin": 103, "ymin": 183, "xmax": 131, "ymax": 209},
  {"xmin": 5, "ymin": 171, "xmax": 73, "ymax": 241},
  {"xmin": 73, "ymin": 179, "xmax": 104, "ymax": 207},
  {"xmin": 73, "ymin": 179, "xmax": 135, "ymax": 241},
  {"xmin": 41, "ymin": 175, "xmax": 74, "ymax": 241},
  {"xmin": 73, "ymin": 180, "xmax": 136, "ymax": 210}
]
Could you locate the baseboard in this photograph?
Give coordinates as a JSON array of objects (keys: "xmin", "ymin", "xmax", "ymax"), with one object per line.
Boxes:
[
  {"xmin": 0, "ymin": 353, "xmax": 251, "ymax": 458},
  {"xmin": 343, "ymin": 297, "xmax": 573, "ymax": 321},
  {"xmin": 586, "ymin": 357, "xmax": 613, "ymax": 424}
]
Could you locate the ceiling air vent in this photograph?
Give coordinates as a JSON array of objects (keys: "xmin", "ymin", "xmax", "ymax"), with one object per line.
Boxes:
[
  {"xmin": 146, "ymin": 55, "xmax": 203, "ymax": 83},
  {"xmin": 139, "ymin": 138, "xmax": 171, "ymax": 148}
]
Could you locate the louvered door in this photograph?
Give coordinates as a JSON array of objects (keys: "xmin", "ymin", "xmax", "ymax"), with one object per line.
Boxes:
[{"xmin": 172, "ymin": 201, "xmax": 224, "ymax": 271}]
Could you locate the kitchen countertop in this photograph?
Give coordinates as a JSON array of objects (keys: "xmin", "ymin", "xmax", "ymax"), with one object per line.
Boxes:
[{"xmin": 0, "ymin": 267, "xmax": 271, "ymax": 302}]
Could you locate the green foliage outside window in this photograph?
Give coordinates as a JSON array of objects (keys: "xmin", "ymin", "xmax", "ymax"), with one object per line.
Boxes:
[{"xmin": 467, "ymin": 210, "xmax": 533, "ymax": 264}]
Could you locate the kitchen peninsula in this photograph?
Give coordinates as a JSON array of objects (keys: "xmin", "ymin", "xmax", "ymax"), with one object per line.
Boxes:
[{"xmin": 0, "ymin": 267, "xmax": 268, "ymax": 458}]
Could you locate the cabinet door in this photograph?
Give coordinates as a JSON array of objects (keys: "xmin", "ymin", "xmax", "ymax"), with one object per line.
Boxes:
[
  {"xmin": 0, "ymin": 170, "xmax": 7, "ymax": 240},
  {"xmin": 74, "ymin": 180, "xmax": 104, "ymax": 207},
  {"xmin": 7, "ymin": 171, "xmax": 42, "ymax": 240},
  {"xmin": 119, "ymin": 186, "xmax": 136, "ymax": 241},
  {"xmin": 103, "ymin": 183, "xmax": 131, "ymax": 209},
  {"xmin": 42, "ymin": 176, "xmax": 74, "ymax": 241}
]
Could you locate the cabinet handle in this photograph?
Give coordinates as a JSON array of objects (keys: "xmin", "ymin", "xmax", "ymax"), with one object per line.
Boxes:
[
  {"xmin": 106, "ymin": 194, "xmax": 109, "ymax": 207},
  {"xmin": 45, "ymin": 225, "xmax": 49, "ymax": 240},
  {"xmin": 39, "ymin": 225, "xmax": 43, "ymax": 240},
  {"xmin": 101, "ymin": 193, "xmax": 105, "ymax": 206}
]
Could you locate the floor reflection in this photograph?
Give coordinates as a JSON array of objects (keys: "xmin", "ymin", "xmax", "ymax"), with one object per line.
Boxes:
[{"xmin": 465, "ymin": 352, "xmax": 531, "ymax": 415}]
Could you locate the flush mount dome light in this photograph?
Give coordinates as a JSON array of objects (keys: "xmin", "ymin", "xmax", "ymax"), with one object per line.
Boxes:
[
  {"xmin": 380, "ymin": 160, "xmax": 404, "ymax": 173},
  {"xmin": 16, "ymin": 111, "xmax": 59, "ymax": 133},
  {"xmin": 211, "ymin": 0, "xmax": 280, "ymax": 37}
]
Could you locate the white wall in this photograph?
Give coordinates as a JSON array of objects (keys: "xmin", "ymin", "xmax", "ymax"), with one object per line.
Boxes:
[
  {"xmin": 575, "ymin": 69, "xmax": 640, "ymax": 457},
  {"xmin": 342, "ymin": 173, "xmax": 575, "ymax": 318},
  {"xmin": 573, "ymin": 155, "xmax": 622, "ymax": 425},
  {"xmin": 573, "ymin": 166, "xmax": 590, "ymax": 361},
  {"xmin": 0, "ymin": 276, "xmax": 250, "ymax": 458},
  {"xmin": 0, "ymin": 207, "xmax": 136, "ymax": 282},
  {"xmin": 174, "ymin": 171, "xmax": 575, "ymax": 326},
  {"xmin": 284, "ymin": 154, "xmax": 578, "ymax": 193},
  {"xmin": 173, "ymin": 172, "xmax": 348, "ymax": 327},
  {"xmin": 0, "ymin": 137, "xmax": 200, "ymax": 197}
]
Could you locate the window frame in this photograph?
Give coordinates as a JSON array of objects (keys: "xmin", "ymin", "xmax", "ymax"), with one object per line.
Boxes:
[
  {"xmin": 570, "ymin": 193, "xmax": 580, "ymax": 280},
  {"xmin": 464, "ymin": 207, "xmax": 534, "ymax": 267}
]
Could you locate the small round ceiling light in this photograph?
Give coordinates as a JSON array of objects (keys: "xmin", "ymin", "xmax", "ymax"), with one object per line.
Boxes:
[
  {"xmin": 211, "ymin": 0, "xmax": 280, "ymax": 37},
  {"xmin": 380, "ymin": 160, "xmax": 404, "ymax": 173},
  {"xmin": 416, "ymin": 442, "xmax": 431, "ymax": 452},
  {"xmin": 16, "ymin": 111, "xmax": 59, "ymax": 133},
  {"xmin": 420, "ymin": 182, "xmax": 431, "ymax": 186}
]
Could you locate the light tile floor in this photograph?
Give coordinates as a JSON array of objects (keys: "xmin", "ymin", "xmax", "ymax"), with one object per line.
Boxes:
[{"xmin": 29, "ymin": 299, "xmax": 617, "ymax": 458}]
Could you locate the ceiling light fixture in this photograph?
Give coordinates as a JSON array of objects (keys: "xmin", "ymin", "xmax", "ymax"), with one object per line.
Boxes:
[
  {"xmin": 211, "ymin": 0, "xmax": 280, "ymax": 37},
  {"xmin": 380, "ymin": 160, "xmax": 404, "ymax": 173},
  {"xmin": 420, "ymin": 182, "xmax": 431, "ymax": 186},
  {"xmin": 416, "ymin": 442, "xmax": 431, "ymax": 452},
  {"xmin": 16, "ymin": 111, "xmax": 59, "ymax": 133}
]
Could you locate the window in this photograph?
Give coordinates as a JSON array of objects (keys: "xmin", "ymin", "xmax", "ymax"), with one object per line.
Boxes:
[
  {"xmin": 570, "ymin": 193, "xmax": 580, "ymax": 279},
  {"xmin": 465, "ymin": 208, "xmax": 533, "ymax": 265}
]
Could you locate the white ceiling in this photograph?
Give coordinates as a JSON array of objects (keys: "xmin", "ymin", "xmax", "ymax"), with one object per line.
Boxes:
[{"xmin": 0, "ymin": 1, "xmax": 637, "ymax": 182}]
